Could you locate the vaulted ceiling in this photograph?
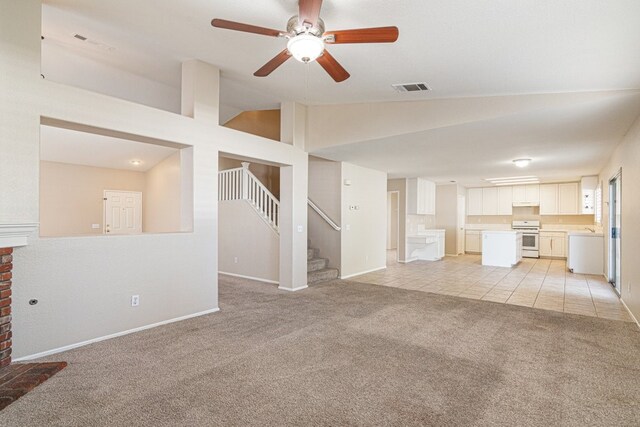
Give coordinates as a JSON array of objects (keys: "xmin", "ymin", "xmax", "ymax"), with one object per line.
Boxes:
[{"xmin": 41, "ymin": 0, "xmax": 640, "ymax": 184}]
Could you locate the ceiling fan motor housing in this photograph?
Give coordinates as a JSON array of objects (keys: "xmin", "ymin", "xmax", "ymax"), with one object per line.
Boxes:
[{"xmin": 287, "ymin": 16, "xmax": 325, "ymax": 37}]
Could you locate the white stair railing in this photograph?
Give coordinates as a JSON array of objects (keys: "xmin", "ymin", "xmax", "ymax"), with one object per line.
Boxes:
[{"xmin": 218, "ymin": 162, "xmax": 279, "ymax": 234}]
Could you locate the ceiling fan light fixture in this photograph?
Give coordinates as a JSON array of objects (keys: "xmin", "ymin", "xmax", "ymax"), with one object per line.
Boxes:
[{"xmin": 287, "ymin": 34, "xmax": 324, "ymax": 63}]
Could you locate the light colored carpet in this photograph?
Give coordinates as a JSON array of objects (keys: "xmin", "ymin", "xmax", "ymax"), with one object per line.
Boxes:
[{"xmin": 1, "ymin": 275, "xmax": 639, "ymax": 426}]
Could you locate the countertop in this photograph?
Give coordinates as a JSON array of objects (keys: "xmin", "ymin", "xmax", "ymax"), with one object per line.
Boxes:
[{"xmin": 481, "ymin": 230, "xmax": 522, "ymax": 235}]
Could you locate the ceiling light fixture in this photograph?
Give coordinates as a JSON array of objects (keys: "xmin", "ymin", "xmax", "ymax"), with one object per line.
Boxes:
[
  {"xmin": 287, "ymin": 34, "xmax": 324, "ymax": 63},
  {"xmin": 485, "ymin": 176, "xmax": 540, "ymax": 186},
  {"xmin": 130, "ymin": 160, "xmax": 142, "ymax": 166},
  {"xmin": 513, "ymin": 158, "xmax": 532, "ymax": 168}
]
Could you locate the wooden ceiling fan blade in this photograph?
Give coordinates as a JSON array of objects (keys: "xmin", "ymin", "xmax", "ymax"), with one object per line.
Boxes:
[
  {"xmin": 324, "ymin": 26, "xmax": 399, "ymax": 44},
  {"xmin": 254, "ymin": 49, "xmax": 292, "ymax": 77},
  {"xmin": 316, "ymin": 50, "xmax": 350, "ymax": 82},
  {"xmin": 211, "ymin": 19, "xmax": 282, "ymax": 37},
  {"xmin": 298, "ymin": 0, "xmax": 323, "ymax": 28}
]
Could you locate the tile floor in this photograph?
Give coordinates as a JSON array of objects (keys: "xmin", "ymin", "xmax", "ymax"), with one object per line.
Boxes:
[{"xmin": 350, "ymin": 251, "xmax": 632, "ymax": 322}]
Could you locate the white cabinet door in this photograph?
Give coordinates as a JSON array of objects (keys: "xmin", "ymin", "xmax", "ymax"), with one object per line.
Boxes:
[
  {"xmin": 539, "ymin": 184, "xmax": 558, "ymax": 215},
  {"xmin": 422, "ymin": 180, "xmax": 436, "ymax": 215},
  {"xmin": 467, "ymin": 188, "xmax": 483, "ymax": 215},
  {"xmin": 512, "ymin": 185, "xmax": 527, "ymax": 203},
  {"xmin": 482, "ymin": 187, "xmax": 499, "ymax": 215},
  {"xmin": 525, "ymin": 184, "xmax": 540, "ymax": 204},
  {"xmin": 465, "ymin": 232, "xmax": 480, "ymax": 252},
  {"xmin": 539, "ymin": 235, "xmax": 553, "ymax": 257},
  {"xmin": 407, "ymin": 178, "xmax": 419, "ymax": 214},
  {"xmin": 498, "ymin": 186, "xmax": 513, "ymax": 215},
  {"xmin": 551, "ymin": 236, "xmax": 566, "ymax": 257},
  {"xmin": 558, "ymin": 183, "xmax": 579, "ymax": 215}
]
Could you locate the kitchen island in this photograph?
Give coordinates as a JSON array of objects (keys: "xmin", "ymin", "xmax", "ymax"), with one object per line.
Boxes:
[{"xmin": 482, "ymin": 230, "xmax": 523, "ymax": 268}]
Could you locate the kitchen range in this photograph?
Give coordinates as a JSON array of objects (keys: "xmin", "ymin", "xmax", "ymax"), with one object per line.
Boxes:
[{"xmin": 512, "ymin": 220, "xmax": 540, "ymax": 258}]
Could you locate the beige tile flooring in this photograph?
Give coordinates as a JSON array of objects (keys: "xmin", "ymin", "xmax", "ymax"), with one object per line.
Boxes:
[{"xmin": 351, "ymin": 251, "xmax": 633, "ymax": 323}]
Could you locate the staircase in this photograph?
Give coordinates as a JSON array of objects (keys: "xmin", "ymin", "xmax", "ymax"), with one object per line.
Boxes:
[{"xmin": 307, "ymin": 241, "xmax": 339, "ymax": 285}]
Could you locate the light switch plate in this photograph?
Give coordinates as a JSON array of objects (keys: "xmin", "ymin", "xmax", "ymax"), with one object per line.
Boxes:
[
  {"xmin": 297, "ymin": 225, "xmax": 303, "ymax": 232},
  {"xmin": 91, "ymin": 224, "xmax": 100, "ymax": 229}
]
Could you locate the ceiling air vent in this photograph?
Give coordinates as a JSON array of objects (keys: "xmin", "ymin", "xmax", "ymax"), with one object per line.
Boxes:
[
  {"xmin": 73, "ymin": 33, "xmax": 88, "ymax": 41},
  {"xmin": 392, "ymin": 82, "xmax": 431, "ymax": 93}
]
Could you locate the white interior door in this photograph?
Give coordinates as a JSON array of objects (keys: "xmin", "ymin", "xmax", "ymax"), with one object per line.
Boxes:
[
  {"xmin": 457, "ymin": 195, "xmax": 466, "ymax": 255},
  {"xmin": 104, "ymin": 190, "xmax": 142, "ymax": 235}
]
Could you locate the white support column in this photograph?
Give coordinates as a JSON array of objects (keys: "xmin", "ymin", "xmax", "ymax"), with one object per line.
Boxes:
[
  {"xmin": 278, "ymin": 156, "xmax": 309, "ymax": 291},
  {"xmin": 280, "ymin": 101, "xmax": 308, "ymax": 151},
  {"xmin": 181, "ymin": 60, "xmax": 220, "ymax": 124}
]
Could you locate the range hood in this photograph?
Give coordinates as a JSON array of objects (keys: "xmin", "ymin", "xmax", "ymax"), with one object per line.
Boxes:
[{"xmin": 513, "ymin": 202, "xmax": 540, "ymax": 207}]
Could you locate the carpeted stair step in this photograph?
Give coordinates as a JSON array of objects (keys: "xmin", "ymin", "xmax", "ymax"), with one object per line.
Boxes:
[
  {"xmin": 308, "ymin": 257, "xmax": 328, "ymax": 272},
  {"xmin": 307, "ymin": 248, "xmax": 318, "ymax": 261},
  {"xmin": 307, "ymin": 267, "xmax": 339, "ymax": 285}
]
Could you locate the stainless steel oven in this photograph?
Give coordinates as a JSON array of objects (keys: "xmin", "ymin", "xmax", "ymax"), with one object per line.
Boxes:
[{"xmin": 512, "ymin": 220, "xmax": 540, "ymax": 258}]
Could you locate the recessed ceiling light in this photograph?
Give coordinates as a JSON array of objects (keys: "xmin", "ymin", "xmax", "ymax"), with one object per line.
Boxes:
[
  {"xmin": 130, "ymin": 160, "xmax": 142, "ymax": 166},
  {"xmin": 513, "ymin": 158, "xmax": 532, "ymax": 168}
]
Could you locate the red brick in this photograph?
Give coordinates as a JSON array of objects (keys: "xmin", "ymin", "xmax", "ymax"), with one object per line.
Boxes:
[
  {"xmin": 0, "ymin": 340, "xmax": 10, "ymax": 351},
  {"xmin": 0, "ymin": 357, "xmax": 10, "ymax": 368},
  {"xmin": 0, "ymin": 264, "xmax": 11, "ymax": 273},
  {"xmin": 0, "ymin": 331, "xmax": 12, "ymax": 342},
  {"xmin": 0, "ymin": 315, "xmax": 10, "ymax": 326},
  {"xmin": 0, "ymin": 281, "xmax": 10, "ymax": 291},
  {"xmin": 0, "ymin": 248, "xmax": 13, "ymax": 256},
  {"xmin": 0, "ymin": 255, "xmax": 11, "ymax": 264},
  {"xmin": 0, "ymin": 323, "xmax": 10, "ymax": 334},
  {"xmin": 0, "ymin": 273, "xmax": 11, "ymax": 282},
  {"xmin": 0, "ymin": 348, "xmax": 12, "ymax": 361},
  {"xmin": 0, "ymin": 307, "xmax": 10, "ymax": 317},
  {"xmin": 0, "ymin": 290, "xmax": 10, "ymax": 299},
  {"xmin": 0, "ymin": 298, "xmax": 10, "ymax": 308}
]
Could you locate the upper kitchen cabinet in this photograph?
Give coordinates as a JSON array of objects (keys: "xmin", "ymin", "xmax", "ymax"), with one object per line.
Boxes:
[
  {"xmin": 482, "ymin": 187, "xmax": 498, "ymax": 215},
  {"xmin": 512, "ymin": 184, "xmax": 539, "ymax": 205},
  {"xmin": 539, "ymin": 184, "xmax": 558, "ymax": 215},
  {"xmin": 407, "ymin": 178, "xmax": 436, "ymax": 215},
  {"xmin": 558, "ymin": 183, "xmax": 579, "ymax": 215},
  {"xmin": 483, "ymin": 186, "xmax": 512, "ymax": 215},
  {"xmin": 539, "ymin": 182, "xmax": 579, "ymax": 215},
  {"xmin": 467, "ymin": 188, "xmax": 483, "ymax": 215},
  {"xmin": 498, "ymin": 186, "xmax": 513, "ymax": 215}
]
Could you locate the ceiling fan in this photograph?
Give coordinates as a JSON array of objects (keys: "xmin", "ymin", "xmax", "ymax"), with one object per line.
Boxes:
[{"xmin": 211, "ymin": 0, "xmax": 399, "ymax": 82}]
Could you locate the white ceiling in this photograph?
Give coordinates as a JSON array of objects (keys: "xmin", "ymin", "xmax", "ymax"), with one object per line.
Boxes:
[
  {"xmin": 40, "ymin": 125, "xmax": 178, "ymax": 172},
  {"xmin": 40, "ymin": 1, "xmax": 640, "ymax": 185}
]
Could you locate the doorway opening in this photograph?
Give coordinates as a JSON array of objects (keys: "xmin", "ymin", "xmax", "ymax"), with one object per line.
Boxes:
[
  {"xmin": 387, "ymin": 191, "xmax": 400, "ymax": 263},
  {"xmin": 608, "ymin": 170, "xmax": 622, "ymax": 295},
  {"xmin": 457, "ymin": 195, "xmax": 466, "ymax": 255}
]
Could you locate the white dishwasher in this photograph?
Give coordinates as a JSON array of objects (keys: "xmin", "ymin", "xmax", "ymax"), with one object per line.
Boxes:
[{"xmin": 567, "ymin": 232, "xmax": 604, "ymax": 275}]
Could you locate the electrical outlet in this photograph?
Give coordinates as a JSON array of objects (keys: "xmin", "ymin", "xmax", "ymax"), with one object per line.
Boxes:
[
  {"xmin": 131, "ymin": 295, "xmax": 140, "ymax": 307},
  {"xmin": 297, "ymin": 225, "xmax": 303, "ymax": 232},
  {"xmin": 234, "ymin": 257, "xmax": 238, "ymax": 264}
]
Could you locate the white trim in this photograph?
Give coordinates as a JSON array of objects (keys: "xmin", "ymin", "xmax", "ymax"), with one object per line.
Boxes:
[
  {"xmin": 219, "ymin": 271, "xmax": 279, "ymax": 285},
  {"xmin": 14, "ymin": 307, "xmax": 220, "ymax": 361},
  {"xmin": 620, "ymin": 298, "xmax": 640, "ymax": 330},
  {"xmin": 278, "ymin": 285, "xmax": 308, "ymax": 292},
  {"xmin": 340, "ymin": 266, "xmax": 387, "ymax": 280},
  {"xmin": 0, "ymin": 223, "xmax": 38, "ymax": 248}
]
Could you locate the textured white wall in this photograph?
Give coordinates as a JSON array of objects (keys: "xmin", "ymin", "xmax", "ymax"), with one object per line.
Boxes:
[
  {"xmin": 599, "ymin": 113, "xmax": 640, "ymax": 322},
  {"xmin": 144, "ymin": 151, "xmax": 183, "ymax": 233},
  {"xmin": 2, "ymin": 1, "xmax": 308, "ymax": 358},
  {"xmin": 218, "ymin": 200, "xmax": 279, "ymax": 283},
  {"xmin": 340, "ymin": 163, "xmax": 387, "ymax": 278}
]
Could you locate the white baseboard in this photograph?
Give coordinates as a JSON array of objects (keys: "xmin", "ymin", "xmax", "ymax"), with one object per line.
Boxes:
[
  {"xmin": 219, "ymin": 271, "xmax": 279, "ymax": 285},
  {"xmin": 278, "ymin": 285, "xmax": 308, "ymax": 292},
  {"xmin": 620, "ymin": 298, "xmax": 640, "ymax": 329},
  {"xmin": 340, "ymin": 266, "xmax": 387, "ymax": 280},
  {"xmin": 14, "ymin": 307, "xmax": 220, "ymax": 362}
]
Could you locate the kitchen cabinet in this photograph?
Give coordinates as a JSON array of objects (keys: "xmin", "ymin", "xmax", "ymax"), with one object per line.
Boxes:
[
  {"xmin": 482, "ymin": 187, "xmax": 498, "ymax": 215},
  {"xmin": 539, "ymin": 184, "xmax": 558, "ymax": 215},
  {"xmin": 558, "ymin": 183, "xmax": 579, "ymax": 215},
  {"xmin": 467, "ymin": 188, "xmax": 483, "ymax": 216},
  {"xmin": 407, "ymin": 178, "xmax": 436, "ymax": 215},
  {"xmin": 465, "ymin": 230, "xmax": 482, "ymax": 253},
  {"xmin": 498, "ymin": 186, "xmax": 513, "ymax": 215},
  {"xmin": 512, "ymin": 184, "xmax": 539, "ymax": 204},
  {"xmin": 539, "ymin": 232, "xmax": 566, "ymax": 258}
]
